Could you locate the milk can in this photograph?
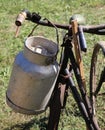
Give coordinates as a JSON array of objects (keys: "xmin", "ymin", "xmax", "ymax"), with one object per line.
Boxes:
[{"xmin": 6, "ymin": 36, "xmax": 59, "ymax": 115}]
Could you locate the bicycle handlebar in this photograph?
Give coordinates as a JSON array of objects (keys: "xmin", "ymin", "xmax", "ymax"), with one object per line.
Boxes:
[{"xmin": 15, "ymin": 10, "xmax": 105, "ymax": 35}]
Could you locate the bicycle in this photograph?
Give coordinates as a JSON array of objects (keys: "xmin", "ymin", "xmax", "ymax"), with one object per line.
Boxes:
[{"xmin": 6, "ymin": 10, "xmax": 105, "ymax": 130}]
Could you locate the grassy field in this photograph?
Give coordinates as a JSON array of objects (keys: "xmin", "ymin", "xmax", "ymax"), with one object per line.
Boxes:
[{"xmin": 0, "ymin": 0, "xmax": 105, "ymax": 130}]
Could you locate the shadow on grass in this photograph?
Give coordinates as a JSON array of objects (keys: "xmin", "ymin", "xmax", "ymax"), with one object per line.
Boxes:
[{"xmin": 4, "ymin": 117, "xmax": 48, "ymax": 130}]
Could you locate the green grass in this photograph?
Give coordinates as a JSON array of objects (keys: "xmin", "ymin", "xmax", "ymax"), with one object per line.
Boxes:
[{"xmin": 0, "ymin": 0, "xmax": 105, "ymax": 130}]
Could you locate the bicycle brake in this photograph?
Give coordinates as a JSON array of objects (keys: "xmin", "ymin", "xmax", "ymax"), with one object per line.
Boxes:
[{"xmin": 31, "ymin": 12, "xmax": 41, "ymax": 22}]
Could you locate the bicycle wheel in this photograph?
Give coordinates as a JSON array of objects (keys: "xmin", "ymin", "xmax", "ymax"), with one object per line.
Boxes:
[{"xmin": 90, "ymin": 41, "xmax": 105, "ymax": 129}]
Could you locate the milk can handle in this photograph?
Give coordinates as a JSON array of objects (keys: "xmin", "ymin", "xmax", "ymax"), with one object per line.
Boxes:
[{"xmin": 28, "ymin": 18, "xmax": 60, "ymax": 55}]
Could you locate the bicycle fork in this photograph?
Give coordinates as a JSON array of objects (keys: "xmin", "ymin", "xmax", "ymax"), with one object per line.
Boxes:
[{"xmin": 66, "ymin": 47, "xmax": 101, "ymax": 130}]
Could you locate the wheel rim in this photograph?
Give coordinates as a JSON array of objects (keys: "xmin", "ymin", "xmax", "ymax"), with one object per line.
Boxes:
[{"xmin": 91, "ymin": 44, "xmax": 105, "ymax": 129}]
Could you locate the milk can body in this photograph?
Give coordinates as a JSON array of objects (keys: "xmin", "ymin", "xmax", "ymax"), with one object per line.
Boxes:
[{"xmin": 6, "ymin": 36, "xmax": 59, "ymax": 115}]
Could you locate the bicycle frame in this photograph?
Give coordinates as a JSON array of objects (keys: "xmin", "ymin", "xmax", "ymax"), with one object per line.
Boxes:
[
  {"xmin": 59, "ymin": 33, "xmax": 100, "ymax": 130},
  {"xmin": 14, "ymin": 10, "xmax": 105, "ymax": 130}
]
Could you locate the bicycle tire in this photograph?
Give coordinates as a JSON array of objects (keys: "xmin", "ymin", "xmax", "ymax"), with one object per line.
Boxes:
[{"xmin": 90, "ymin": 41, "xmax": 105, "ymax": 129}]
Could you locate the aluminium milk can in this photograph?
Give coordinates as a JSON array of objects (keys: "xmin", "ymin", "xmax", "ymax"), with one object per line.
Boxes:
[{"xmin": 6, "ymin": 36, "xmax": 59, "ymax": 115}]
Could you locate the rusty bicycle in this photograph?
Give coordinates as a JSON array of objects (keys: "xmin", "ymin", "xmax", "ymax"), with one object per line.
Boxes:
[{"xmin": 6, "ymin": 10, "xmax": 105, "ymax": 130}]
